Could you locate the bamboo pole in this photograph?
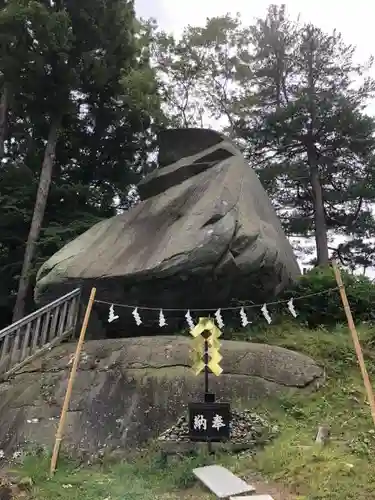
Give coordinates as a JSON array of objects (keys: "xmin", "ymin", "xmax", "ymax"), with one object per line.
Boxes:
[
  {"xmin": 332, "ymin": 261, "xmax": 375, "ymax": 426},
  {"xmin": 49, "ymin": 287, "xmax": 96, "ymax": 476}
]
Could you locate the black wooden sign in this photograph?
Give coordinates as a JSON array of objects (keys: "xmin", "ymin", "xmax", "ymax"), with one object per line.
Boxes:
[{"xmin": 188, "ymin": 402, "xmax": 231, "ymax": 442}]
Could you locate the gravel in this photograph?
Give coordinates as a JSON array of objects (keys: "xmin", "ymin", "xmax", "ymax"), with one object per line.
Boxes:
[{"xmin": 158, "ymin": 409, "xmax": 279, "ymax": 446}]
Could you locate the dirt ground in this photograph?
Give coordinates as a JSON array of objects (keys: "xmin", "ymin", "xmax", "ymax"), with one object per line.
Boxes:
[{"xmin": 245, "ymin": 472, "xmax": 297, "ymax": 500}]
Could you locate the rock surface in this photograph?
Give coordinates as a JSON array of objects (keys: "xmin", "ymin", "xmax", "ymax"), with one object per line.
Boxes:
[
  {"xmin": 34, "ymin": 128, "xmax": 300, "ymax": 336},
  {"xmin": 0, "ymin": 336, "xmax": 323, "ymax": 459}
]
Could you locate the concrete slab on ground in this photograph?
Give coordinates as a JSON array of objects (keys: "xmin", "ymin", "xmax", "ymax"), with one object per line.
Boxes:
[{"xmin": 193, "ymin": 464, "xmax": 256, "ymax": 498}]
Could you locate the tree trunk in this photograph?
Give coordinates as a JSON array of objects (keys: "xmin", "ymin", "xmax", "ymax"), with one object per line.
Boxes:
[
  {"xmin": 309, "ymin": 153, "xmax": 330, "ymax": 266},
  {"xmin": 12, "ymin": 116, "xmax": 61, "ymax": 322},
  {"xmin": 305, "ymin": 33, "xmax": 330, "ymax": 267},
  {"xmin": 0, "ymin": 83, "xmax": 9, "ymax": 160}
]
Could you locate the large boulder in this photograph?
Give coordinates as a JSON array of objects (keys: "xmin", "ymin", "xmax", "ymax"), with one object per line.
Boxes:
[
  {"xmin": 34, "ymin": 128, "xmax": 300, "ymax": 335},
  {"xmin": 0, "ymin": 336, "xmax": 323, "ymax": 458}
]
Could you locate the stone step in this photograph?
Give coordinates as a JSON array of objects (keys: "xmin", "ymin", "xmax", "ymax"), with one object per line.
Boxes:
[{"xmin": 193, "ymin": 464, "xmax": 256, "ymax": 498}]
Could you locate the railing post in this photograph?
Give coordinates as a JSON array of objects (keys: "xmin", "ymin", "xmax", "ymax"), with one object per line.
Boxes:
[
  {"xmin": 31, "ymin": 316, "xmax": 42, "ymax": 353},
  {"xmin": 20, "ymin": 321, "xmax": 33, "ymax": 360},
  {"xmin": 48, "ymin": 309, "xmax": 60, "ymax": 343},
  {"xmin": 10, "ymin": 328, "xmax": 22, "ymax": 366},
  {"xmin": 57, "ymin": 301, "xmax": 69, "ymax": 338}
]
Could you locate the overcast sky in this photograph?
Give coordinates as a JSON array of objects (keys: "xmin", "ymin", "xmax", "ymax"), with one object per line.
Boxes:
[{"xmin": 135, "ymin": 0, "xmax": 374, "ymax": 71}]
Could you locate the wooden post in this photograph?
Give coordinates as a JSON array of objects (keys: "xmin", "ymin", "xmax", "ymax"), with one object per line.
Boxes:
[
  {"xmin": 49, "ymin": 287, "xmax": 96, "ymax": 476},
  {"xmin": 332, "ymin": 261, "xmax": 375, "ymax": 426}
]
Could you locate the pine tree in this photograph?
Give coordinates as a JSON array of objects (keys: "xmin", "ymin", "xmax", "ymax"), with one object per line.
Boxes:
[
  {"xmin": 153, "ymin": 5, "xmax": 375, "ymax": 268},
  {"xmin": 0, "ymin": 0, "xmax": 161, "ymax": 323},
  {"xmin": 238, "ymin": 5, "xmax": 375, "ymax": 266},
  {"xmin": 152, "ymin": 14, "xmax": 246, "ymax": 132}
]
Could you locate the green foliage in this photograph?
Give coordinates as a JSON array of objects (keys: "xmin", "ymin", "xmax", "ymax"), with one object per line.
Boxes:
[
  {"xmin": 0, "ymin": 0, "xmax": 162, "ymax": 325},
  {"xmin": 239, "ymin": 6, "xmax": 375, "ymax": 265},
  {"xmin": 280, "ymin": 267, "xmax": 375, "ymax": 327},
  {"xmin": 2, "ymin": 1, "xmax": 375, "ymax": 323},
  {"xmin": 152, "ymin": 4, "xmax": 375, "ymax": 268},
  {"xmin": 151, "ymin": 13, "xmax": 247, "ymax": 129},
  {"xmin": 15, "ymin": 447, "xmax": 216, "ymax": 499}
]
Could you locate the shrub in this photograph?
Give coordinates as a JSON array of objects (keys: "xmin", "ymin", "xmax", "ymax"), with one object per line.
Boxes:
[{"xmin": 280, "ymin": 266, "xmax": 375, "ymax": 327}]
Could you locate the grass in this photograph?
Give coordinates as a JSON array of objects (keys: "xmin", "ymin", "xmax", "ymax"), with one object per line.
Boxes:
[
  {"xmin": 238, "ymin": 321, "xmax": 375, "ymax": 499},
  {"xmin": 12, "ymin": 450, "xmax": 218, "ymax": 500},
  {"xmin": 10, "ymin": 320, "xmax": 375, "ymax": 499}
]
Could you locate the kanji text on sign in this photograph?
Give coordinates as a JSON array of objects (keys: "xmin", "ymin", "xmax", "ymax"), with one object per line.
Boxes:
[{"xmin": 188, "ymin": 402, "xmax": 231, "ymax": 442}]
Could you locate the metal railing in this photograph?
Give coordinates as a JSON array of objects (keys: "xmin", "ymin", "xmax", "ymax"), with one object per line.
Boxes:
[{"xmin": 0, "ymin": 288, "xmax": 81, "ymax": 379}]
